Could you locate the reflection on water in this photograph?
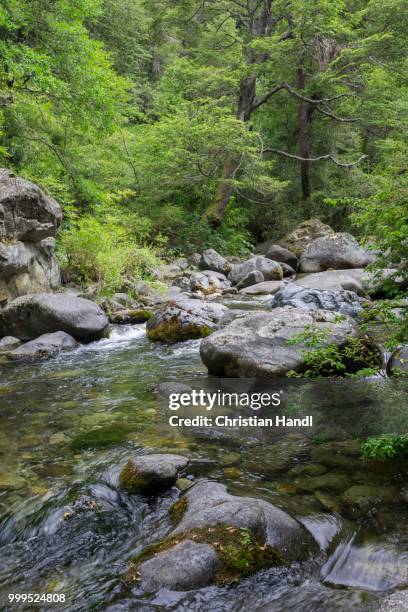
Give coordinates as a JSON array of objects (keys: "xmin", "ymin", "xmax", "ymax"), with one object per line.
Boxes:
[{"xmin": 0, "ymin": 324, "xmax": 407, "ymax": 611}]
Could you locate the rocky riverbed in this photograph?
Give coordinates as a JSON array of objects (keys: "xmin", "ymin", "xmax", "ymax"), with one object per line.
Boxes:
[{"xmin": 0, "ymin": 172, "xmax": 407, "ymax": 610}]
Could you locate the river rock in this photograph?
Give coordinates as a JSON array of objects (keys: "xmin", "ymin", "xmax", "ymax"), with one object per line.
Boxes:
[
  {"xmin": 236, "ymin": 270, "xmax": 264, "ymax": 290},
  {"xmin": 119, "ymin": 454, "xmax": 189, "ymax": 493},
  {"xmin": 199, "ymin": 249, "xmax": 231, "ymax": 275},
  {"xmin": 0, "ymin": 335, "xmax": 21, "ymax": 352},
  {"xmin": 8, "ymin": 331, "xmax": 78, "ymax": 361},
  {"xmin": 294, "ymin": 270, "xmax": 367, "ymax": 295},
  {"xmin": 280, "ymin": 219, "xmax": 335, "ymax": 257},
  {"xmin": 200, "ymin": 307, "xmax": 369, "ymax": 378},
  {"xmin": 138, "ymin": 540, "xmax": 220, "ymax": 591},
  {"xmin": 386, "ymin": 344, "xmax": 408, "ymax": 376},
  {"xmin": 146, "ymin": 297, "xmax": 229, "ymax": 343},
  {"xmin": 109, "ymin": 309, "xmax": 152, "ymax": 324},
  {"xmin": 280, "ymin": 262, "xmax": 296, "ymax": 277},
  {"xmin": 270, "ymin": 284, "xmax": 365, "ymax": 318},
  {"xmin": 239, "ymin": 280, "xmax": 285, "ymax": 295},
  {"xmin": 0, "ymin": 170, "xmax": 62, "ymax": 303},
  {"xmin": 299, "ymin": 233, "xmax": 373, "ymax": 273},
  {"xmin": 229, "ymin": 257, "xmax": 283, "ymax": 286},
  {"xmin": 342, "ymin": 485, "xmax": 400, "ymax": 513},
  {"xmin": 0, "ymin": 293, "xmax": 109, "ymax": 341},
  {"xmin": 265, "ymin": 245, "xmax": 298, "ymax": 270},
  {"xmin": 172, "ymin": 481, "xmax": 317, "ymax": 560},
  {"xmin": 189, "ymin": 270, "xmax": 231, "ymax": 294}
]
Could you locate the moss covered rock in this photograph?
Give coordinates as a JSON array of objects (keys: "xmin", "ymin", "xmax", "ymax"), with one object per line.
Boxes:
[
  {"xmin": 119, "ymin": 454, "xmax": 189, "ymax": 494},
  {"xmin": 109, "ymin": 309, "xmax": 152, "ymax": 324}
]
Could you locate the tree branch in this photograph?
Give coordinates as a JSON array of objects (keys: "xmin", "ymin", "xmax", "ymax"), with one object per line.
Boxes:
[
  {"xmin": 251, "ymin": 82, "xmax": 352, "ymax": 112},
  {"xmin": 264, "ymin": 148, "xmax": 367, "ymax": 167}
]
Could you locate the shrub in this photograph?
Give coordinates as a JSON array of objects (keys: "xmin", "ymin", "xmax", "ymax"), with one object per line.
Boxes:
[{"xmin": 361, "ymin": 434, "xmax": 408, "ymax": 461}]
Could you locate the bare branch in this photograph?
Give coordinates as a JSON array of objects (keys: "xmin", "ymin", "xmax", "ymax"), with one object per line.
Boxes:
[
  {"xmin": 251, "ymin": 82, "xmax": 353, "ymax": 112},
  {"xmin": 264, "ymin": 148, "xmax": 367, "ymax": 167}
]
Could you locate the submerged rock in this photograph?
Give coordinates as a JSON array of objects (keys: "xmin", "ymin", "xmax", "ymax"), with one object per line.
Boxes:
[
  {"xmin": 146, "ymin": 298, "xmax": 228, "ymax": 343},
  {"xmin": 270, "ymin": 284, "xmax": 365, "ymax": 318},
  {"xmin": 199, "ymin": 249, "xmax": 231, "ymax": 275},
  {"xmin": 8, "ymin": 331, "xmax": 78, "ymax": 361},
  {"xmin": 0, "ymin": 293, "xmax": 109, "ymax": 341},
  {"xmin": 119, "ymin": 454, "xmax": 189, "ymax": 493},
  {"xmin": 299, "ymin": 233, "xmax": 373, "ymax": 273},
  {"xmin": 342, "ymin": 485, "xmax": 400, "ymax": 512},
  {"xmin": 229, "ymin": 257, "xmax": 283, "ymax": 286},
  {"xmin": 200, "ymin": 307, "xmax": 369, "ymax": 378}
]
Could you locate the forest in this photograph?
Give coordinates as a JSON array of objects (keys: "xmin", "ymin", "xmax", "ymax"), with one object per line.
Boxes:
[{"xmin": 0, "ymin": 0, "xmax": 406, "ymax": 293}]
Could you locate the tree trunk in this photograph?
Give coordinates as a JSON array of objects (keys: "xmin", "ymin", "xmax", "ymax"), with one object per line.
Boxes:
[
  {"xmin": 297, "ymin": 68, "xmax": 311, "ymax": 202},
  {"xmin": 203, "ymin": 76, "xmax": 256, "ymax": 226}
]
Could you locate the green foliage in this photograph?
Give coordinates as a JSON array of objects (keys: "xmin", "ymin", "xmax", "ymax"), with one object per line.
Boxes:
[
  {"xmin": 57, "ymin": 203, "xmax": 161, "ymax": 295},
  {"xmin": 287, "ymin": 325, "xmax": 381, "ymax": 378},
  {"xmin": 361, "ymin": 435, "xmax": 408, "ymax": 461}
]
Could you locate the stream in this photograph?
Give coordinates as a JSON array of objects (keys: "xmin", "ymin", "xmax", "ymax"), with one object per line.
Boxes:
[{"xmin": 0, "ymin": 303, "xmax": 407, "ymax": 611}]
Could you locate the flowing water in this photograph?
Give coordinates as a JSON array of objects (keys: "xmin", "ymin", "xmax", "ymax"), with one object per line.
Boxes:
[{"xmin": 0, "ymin": 317, "xmax": 407, "ymax": 611}]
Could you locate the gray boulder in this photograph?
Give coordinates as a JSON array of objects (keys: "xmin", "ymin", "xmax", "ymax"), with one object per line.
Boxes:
[
  {"xmin": 280, "ymin": 219, "xmax": 335, "ymax": 257},
  {"xmin": 174, "ymin": 481, "xmax": 317, "ymax": 560},
  {"xmin": 199, "ymin": 249, "xmax": 231, "ymax": 275},
  {"xmin": 200, "ymin": 307, "xmax": 371, "ymax": 378},
  {"xmin": 138, "ymin": 540, "xmax": 220, "ymax": 591},
  {"xmin": 0, "ymin": 336, "xmax": 21, "ymax": 352},
  {"xmin": 147, "ymin": 297, "xmax": 229, "ymax": 343},
  {"xmin": 294, "ymin": 270, "xmax": 367, "ymax": 295},
  {"xmin": 270, "ymin": 284, "xmax": 366, "ymax": 318},
  {"xmin": 0, "ymin": 168, "xmax": 62, "ymax": 242},
  {"xmin": 236, "ymin": 270, "xmax": 264, "ymax": 290},
  {"xmin": 119, "ymin": 454, "xmax": 189, "ymax": 493},
  {"xmin": 0, "ymin": 169, "xmax": 62, "ymax": 303},
  {"xmin": 8, "ymin": 331, "xmax": 78, "ymax": 362},
  {"xmin": 239, "ymin": 280, "xmax": 285, "ymax": 296},
  {"xmin": 189, "ymin": 270, "xmax": 231, "ymax": 294},
  {"xmin": 0, "ymin": 293, "xmax": 109, "ymax": 341},
  {"xmin": 229, "ymin": 257, "xmax": 283, "ymax": 286},
  {"xmin": 299, "ymin": 233, "xmax": 373, "ymax": 272},
  {"xmin": 386, "ymin": 344, "xmax": 408, "ymax": 377},
  {"xmin": 280, "ymin": 262, "xmax": 296, "ymax": 277},
  {"xmin": 265, "ymin": 244, "xmax": 298, "ymax": 271}
]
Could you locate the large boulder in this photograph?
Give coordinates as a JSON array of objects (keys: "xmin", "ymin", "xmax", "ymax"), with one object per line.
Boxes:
[
  {"xmin": 0, "ymin": 169, "xmax": 62, "ymax": 241},
  {"xmin": 239, "ymin": 280, "xmax": 285, "ymax": 296},
  {"xmin": 229, "ymin": 257, "xmax": 283, "ymax": 286},
  {"xmin": 0, "ymin": 170, "xmax": 62, "ymax": 304},
  {"xmin": 146, "ymin": 297, "xmax": 229, "ymax": 343},
  {"xmin": 280, "ymin": 219, "xmax": 335, "ymax": 257},
  {"xmin": 199, "ymin": 249, "xmax": 231, "ymax": 275},
  {"xmin": 294, "ymin": 270, "xmax": 367, "ymax": 295},
  {"xmin": 236, "ymin": 270, "xmax": 264, "ymax": 290},
  {"xmin": 132, "ymin": 481, "xmax": 318, "ymax": 591},
  {"xmin": 299, "ymin": 233, "xmax": 373, "ymax": 273},
  {"xmin": 270, "ymin": 284, "xmax": 366, "ymax": 318},
  {"xmin": 7, "ymin": 331, "xmax": 78, "ymax": 362},
  {"xmin": 0, "ymin": 293, "xmax": 109, "ymax": 341},
  {"xmin": 200, "ymin": 308, "xmax": 373, "ymax": 378},
  {"xmin": 264, "ymin": 244, "xmax": 298, "ymax": 271},
  {"xmin": 119, "ymin": 454, "xmax": 189, "ymax": 494}
]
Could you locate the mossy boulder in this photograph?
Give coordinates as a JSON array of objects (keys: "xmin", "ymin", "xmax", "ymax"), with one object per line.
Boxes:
[
  {"xmin": 342, "ymin": 484, "xmax": 400, "ymax": 512},
  {"xmin": 109, "ymin": 309, "xmax": 152, "ymax": 324},
  {"xmin": 119, "ymin": 454, "xmax": 189, "ymax": 494},
  {"xmin": 146, "ymin": 298, "xmax": 228, "ymax": 344}
]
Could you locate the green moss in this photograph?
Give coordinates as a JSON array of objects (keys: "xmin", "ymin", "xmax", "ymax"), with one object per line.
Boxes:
[
  {"xmin": 119, "ymin": 460, "xmax": 147, "ymax": 492},
  {"xmin": 70, "ymin": 426, "xmax": 128, "ymax": 451},
  {"xmin": 128, "ymin": 523, "xmax": 286, "ymax": 585},
  {"xmin": 169, "ymin": 496, "xmax": 188, "ymax": 524},
  {"xmin": 147, "ymin": 317, "xmax": 212, "ymax": 343}
]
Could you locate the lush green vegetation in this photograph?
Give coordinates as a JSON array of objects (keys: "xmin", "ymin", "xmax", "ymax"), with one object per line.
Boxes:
[
  {"xmin": 362, "ymin": 434, "xmax": 408, "ymax": 461},
  {"xmin": 1, "ymin": 0, "xmax": 407, "ymax": 301}
]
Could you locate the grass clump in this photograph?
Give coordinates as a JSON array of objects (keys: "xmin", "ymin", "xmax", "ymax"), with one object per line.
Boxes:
[{"xmin": 128, "ymin": 524, "xmax": 286, "ymax": 585}]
